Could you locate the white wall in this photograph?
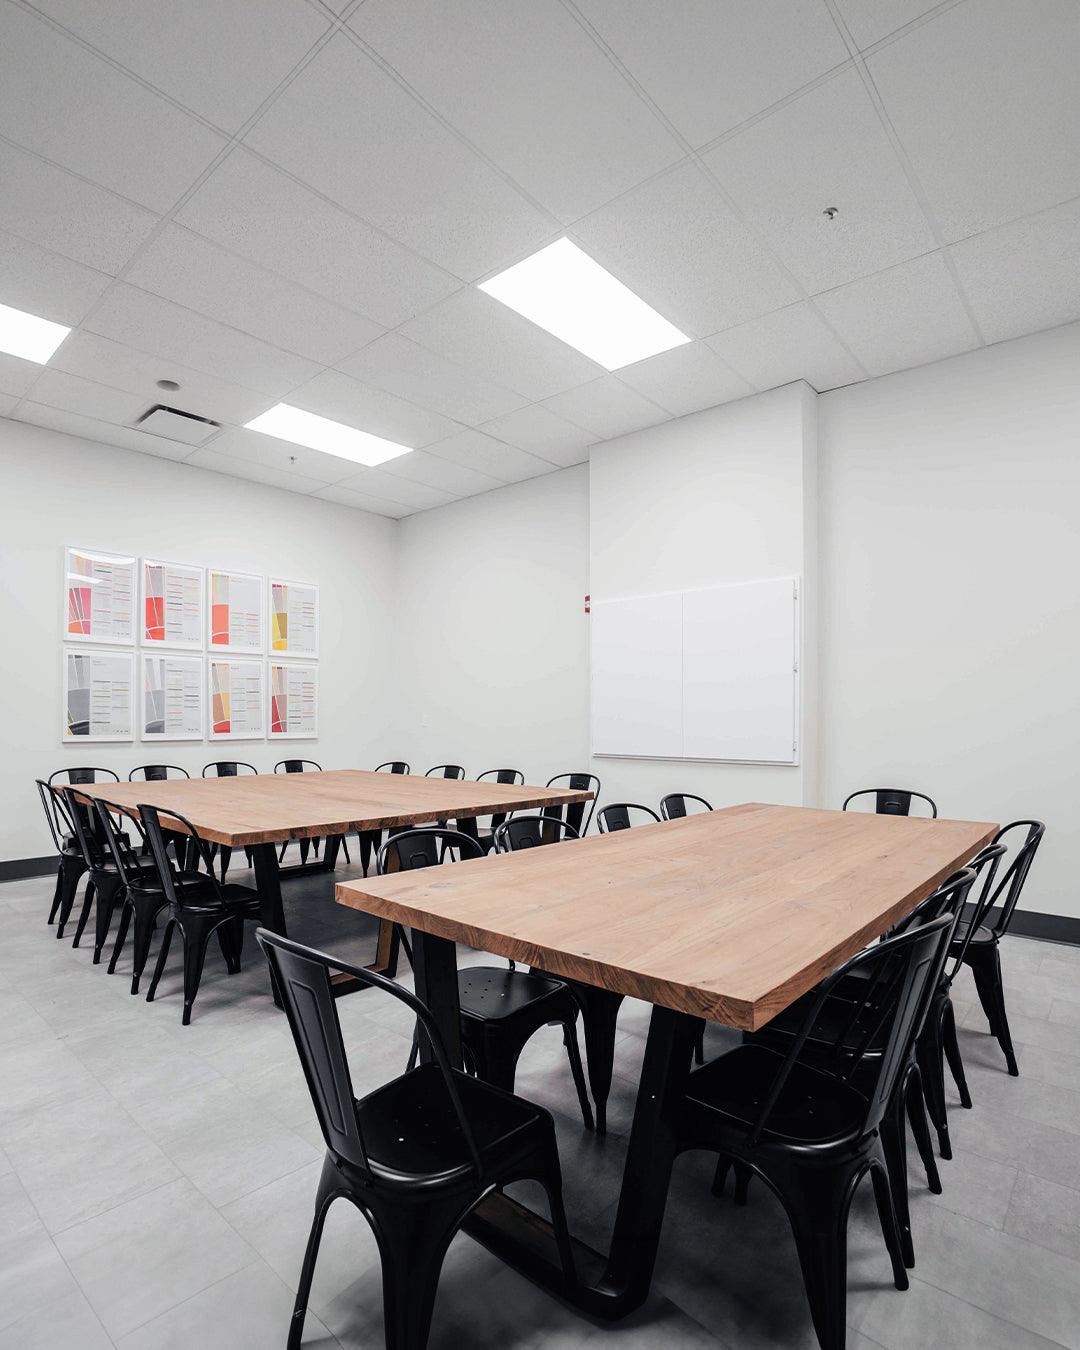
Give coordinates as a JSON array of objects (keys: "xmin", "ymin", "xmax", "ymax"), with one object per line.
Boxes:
[
  {"xmin": 393, "ymin": 465, "xmax": 590, "ymax": 782},
  {"xmin": 0, "ymin": 417, "xmax": 398, "ymax": 863},
  {"xmin": 819, "ymin": 322, "xmax": 1080, "ymax": 920}
]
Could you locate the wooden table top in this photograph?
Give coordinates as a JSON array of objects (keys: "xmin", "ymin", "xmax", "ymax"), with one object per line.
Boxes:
[
  {"xmin": 336, "ymin": 802, "xmax": 996, "ymax": 1029},
  {"xmin": 74, "ymin": 769, "xmax": 594, "ymax": 847}
]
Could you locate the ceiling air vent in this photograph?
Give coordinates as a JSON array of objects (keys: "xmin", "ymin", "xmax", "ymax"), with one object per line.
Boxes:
[{"xmin": 134, "ymin": 404, "xmax": 221, "ymax": 447}]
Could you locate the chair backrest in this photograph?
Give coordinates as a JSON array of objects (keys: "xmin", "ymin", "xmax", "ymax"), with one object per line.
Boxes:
[
  {"xmin": 476, "ymin": 768, "xmax": 525, "ymax": 831},
  {"xmin": 138, "ymin": 803, "xmax": 220, "ymax": 908},
  {"xmin": 377, "ymin": 827, "xmax": 485, "ymax": 874},
  {"xmin": 971, "ymin": 821, "xmax": 1045, "ymax": 938},
  {"xmin": 842, "ymin": 787, "xmax": 938, "ymax": 818},
  {"xmin": 59, "ymin": 786, "xmax": 109, "ymax": 870},
  {"xmin": 48, "ymin": 766, "xmax": 119, "ymax": 785},
  {"xmin": 274, "ymin": 759, "xmax": 322, "ymax": 773},
  {"xmin": 202, "ymin": 761, "xmax": 258, "ymax": 777},
  {"xmin": 659, "ymin": 792, "xmax": 713, "ymax": 820},
  {"xmin": 129, "ymin": 764, "xmax": 190, "ymax": 782},
  {"xmin": 36, "ymin": 779, "xmax": 69, "ymax": 852},
  {"xmin": 426, "ymin": 764, "xmax": 465, "ymax": 779},
  {"xmin": 940, "ymin": 846, "xmax": 1007, "ymax": 978},
  {"xmin": 752, "ymin": 915, "xmax": 952, "ymax": 1145},
  {"xmin": 597, "ymin": 802, "xmax": 660, "ymax": 833},
  {"xmin": 544, "ymin": 773, "xmax": 600, "ymax": 837},
  {"xmin": 256, "ymin": 929, "xmax": 483, "ymax": 1179},
  {"xmin": 495, "ymin": 815, "xmax": 580, "ymax": 852},
  {"xmin": 375, "ymin": 761, "xmax": 410, "ymax": 774},
  {"xmin": 92, "ymin": 799, "xmax": 148, "ymax": 888}
]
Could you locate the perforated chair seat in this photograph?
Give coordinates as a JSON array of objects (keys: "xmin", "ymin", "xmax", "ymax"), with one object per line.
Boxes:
[
  {"xmin": 457, "ymin": 967, "xmax": 569, "ymax": 1023},
  {"xmin": 356, "ymin": 1063, "xmax": 547, "ymax": 1183},
  {"xmin": 684, "ymin": 1044, "xmax": 869, "ymax": 1146}
]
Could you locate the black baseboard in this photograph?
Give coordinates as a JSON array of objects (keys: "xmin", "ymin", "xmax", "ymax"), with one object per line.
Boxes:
[
  {"xmin": 1008, "ymin": 910, "xmax": 1080, "ymax": 946},
  {"xmin": 0, "ymin": 855, "xmax": 60, "ymax": 882}
]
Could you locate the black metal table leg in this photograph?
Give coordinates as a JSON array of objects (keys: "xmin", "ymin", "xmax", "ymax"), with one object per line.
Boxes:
[
  {"xmin": 251, "ymin": 842, "xmax": 286, "ymax": 1008},
  {"xmin": 411, "ymin": 930, "xmax": 463, "ymax": 1068}
]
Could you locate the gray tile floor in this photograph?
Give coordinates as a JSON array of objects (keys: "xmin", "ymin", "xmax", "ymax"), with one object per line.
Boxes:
[{"xmin": 3, "ymin": 863, "xmax": 1080, "ymax": 1349}]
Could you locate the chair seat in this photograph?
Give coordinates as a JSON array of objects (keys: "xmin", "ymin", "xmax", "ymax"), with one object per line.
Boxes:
[
  {"xmin": 684, "ymin": 1044, "xmax": 869, "ymax": 1146},
  {"xmin": 356, "ymin": 1063, "xmax": 545, "ymax": 1182},
  {"xmin": 950, "ymin": 920, "xmax": 995, "ymax": 951},
  {"xmin": 129, "ymin": 875, "xmax": 261, "ymax": 916},
  {"xmin": 457, "ymin": 967, "xmax": 568, "ymax": 1022}
]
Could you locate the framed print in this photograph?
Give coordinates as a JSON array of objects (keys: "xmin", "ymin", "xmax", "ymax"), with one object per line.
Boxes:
[
  {"xmin": 65, "ymin": 546, "xmax": 136, "ymax": 645},
  {"xmin": 142, "ymin": 559, "xmax": 204, "ymax": 649},
  {"xmin": 269, "ymin": 661, "xmax": 318, "ymax": 739},
  {"xmin": 269, "ymin": 578, "xmax": 318, "ymax": 658},
  {"xmin": 63, "ymin": 647, "xmax": 134, "ymax": 742},
  {"xmin": 208, "ymin": 568, "xmax": 264, "ymax": 654},
  {"xmin": 142, "ymin": 654, "xmax": 203, "ymax": 740},
  {"xmin": 208, "ymin": 657, "xmax": 264, "ymax": 740}
]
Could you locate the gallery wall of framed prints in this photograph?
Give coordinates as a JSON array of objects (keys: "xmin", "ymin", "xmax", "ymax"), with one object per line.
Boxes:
[{"xmin": 60, "ymin": 547, "xmax": 320, "ymax": 745}]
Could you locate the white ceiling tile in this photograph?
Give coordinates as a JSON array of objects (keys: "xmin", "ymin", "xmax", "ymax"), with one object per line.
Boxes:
[
  {"xmin": 194, "ymin": 425, "xmax": 360, "ymax": 485},
  {"xmin": 49, "ymin": 331, "xmax": 271, "ymax": 425},
  {"xmin": 869, "ymin": 0, "xmax": 1080, "ymax": 241},
  {"xmin": 0, "ymin": 228, "xmax": 112, "ymax": 326},
  {"xmin": 813, "ymin": 251, "xmax": 979, "ymax": 377},
  {"xmin": 13, "ymin": 401, "xmax": 196, "ymax": 460},
  {"xmin": 32, "ymin": 0, "xmax": 329, "ymax": 133},
  {"xmin": 312, "ymin": 483, "xmax": 413, "ymax": 518},
  {"xmin": 424, "ymin": 428, "xmax": 558, "ymax": 484},
  {"xmin": 705, "ymin": 302, "xmax": 866, "ymax": 392},
  {"xmin": 330, "ymin": 465, "xmax": 455, "ymax": 510},
  {"xmin": 246, "ymin": 33, "xmax": 554, "ymax": 279},
  {"xmin": 177, "ymin": 150, "xmax": 459, "ymax": 330},
  {"xmin": 949, "ymin": 197, "xmax": 1080, "ymax": 345},
  {"xmin": 573, "ymin": 160, "xmax": 798, "ymax": 337},
  {"xmin": 84, "ymin": 284, "xmax": 322, "ymax": 396},
  {"xmin": 0, "ymin": 393, "xmax": 16, "ymax": 417},
  {"xmin": 122, "ymin": 224, "xmax": 382, "ymax": 366},
  {"xmin": 576, "ymin": 0, "xmax": 849, "ymax": 148},
  {"xmin": 337, "ymin": 332, "xmax": 527, "ymax": 426},
  {"xmin": 286, "ymin": 369, "xmax": 462, "ymax": 450},
  {"xmin": 0, "ymin": 3, "xmax": 225, "ymax": 212},
  {"xmin": 0, "ymin": 352, "xmax": 44, "ymax": 399},
  {"xmin": 616, "ymin": 341, "xmax": 754, "ymax": 416},
  {"xmin": 400, "ymin": 287, "xmax": 603, "ymax": 402},
  {"xmin": 0, "ymin": 139, "xmax": 158, "ymax": 275},
  {"xmin": 703, "ymin": 69, "xmax": 936, "ymax": 293},
  {"xmin": 542, "ymin": 376, "xmax": 670, "ymax": 441},
  {"xmin": 350, "ymin": 0, "xmax": 682, "ymax": 222},
  {"xmin": 183, "ymin": 444, "xmax": 331, "ymax": 494},
  {"xmin": 28, "ymin": 368, "xmax": 146, "ymax": 424},
  {"xmin": 479, "ymin": 405, "xmax": 594, "ymax": 466},
  {"xmin": 374, "ymin": 448, "xmax": 504, "ymax": 498},
  {"xmin": 833, "ymin": 0, "xmax": 944, "ymax": 49}
]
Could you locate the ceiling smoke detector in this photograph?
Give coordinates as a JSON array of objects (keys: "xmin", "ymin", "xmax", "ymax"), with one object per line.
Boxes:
[
  {"xmin": 134, "ymin": 404, "xmax": 221, "ymax": 447},
  {"xmin": 156, "ymin": 378, "xmax": 180, "ymax": 391}
]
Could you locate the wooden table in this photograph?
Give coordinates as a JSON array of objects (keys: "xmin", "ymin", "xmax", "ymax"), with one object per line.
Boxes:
[
  {"xmin": 76, "ymin": 769, "xmax": 593, "ymax": 991},
  {"xmin": 336, "ymin": 802, "xmax": 996, "ymax": 1318}
]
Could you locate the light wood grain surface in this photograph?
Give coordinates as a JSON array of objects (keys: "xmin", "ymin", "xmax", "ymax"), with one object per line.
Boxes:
[
  {"xmin": 336, "ymin": 802, "xmax": 996, "ymax": 1029},
  {"xmin": 74, "ymin": 769, "xmax": 593, "ymax": 847}
]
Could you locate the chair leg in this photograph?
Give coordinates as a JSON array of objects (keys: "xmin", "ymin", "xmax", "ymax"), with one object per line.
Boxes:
[
  {"xmin": 693, "ymin": 1022, "xmax": 706, "ymax": 1065},
  {"xmin": 182, "ymin": 923, "xmax": 215, "ymax": 1025},
  {"xmin": 71, "ymin": 876, "xmax": 97, "ymax": 948},
  {"xmin": 941, "ymin": 998, "xmax": 972, "ymax": 1108},
  {"xmin": 93, "ymin": 874, "xmax": 124, "ymax": 963},
  {"xmin": 574, "ymin": 985, "xmax": 623, "ymax": 1137},
  {"xmin": 869, "ymin": 1153, "xmax": 910, "ymax": 1291},
  {"xmin": 562, "ymin": 1020, "xmax": 595, "ymax": 1132},
  {"xmin": 711, "ymin": 1158, "xmax": 731, "ymax": 1197},
  {"xmin": 535, "ymin": 1141, "xmax": 577, "ymax": 1286},
  {"xmin": 146, "ymin": 919, "xmax": 175, "ymax": 1002},
  {"xmin": 370, "ymin": 1195, "xmax": 464, "ymax": 1350},
  {"xmin": 219, "ymin": 845, "xmax": 232, "ymax": 882},
  {"xmin": 107, "ymin": 902, "xmax": 132, "ymax": 974},
  {"xmin": 905, "ymin": 1064, "xmax": 941, "ymax": 1195},
  {"xmin": 880, "ymin": 1093, "xmax": 914, "ymax": 1269},
  {"xmin": 288, "ymin": 1156, "xmax": 342, "ymax": 1350},
  {"xmin": 917, "ymin": 1009, "xmax": 953, "ymax": 1161},
  {"xmin": 129, "ymin": 898, "xmax": 162, "ymax": 995},
  {"xmin": 55, "ymin": 861, "xmax": 87, "ymax": 937},
  {"xmin": 970, "ymin": 945, "xmax": 1019, "ymax": 1077},
  {"xmin": 217, "ymin": 916, "xmax": 245, "ymax": 974},
  {"xmin": 782, "ymin": 1158, "xmax": 865, "ymax": 1350},
  {"xmin": 47, "ymin": 867, "xmax": 64, "ymax": 925}
]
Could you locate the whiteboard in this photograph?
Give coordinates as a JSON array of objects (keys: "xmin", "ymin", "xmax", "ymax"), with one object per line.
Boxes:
[
  {"xmin": 590, "ymin": 576, "xmax": 798, "ymax": 764},
  {"xmin": 590, "ymin": 592, "xmax": 682, "ymax": 758}
]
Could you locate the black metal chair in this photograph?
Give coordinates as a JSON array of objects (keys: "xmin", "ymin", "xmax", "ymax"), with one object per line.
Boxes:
[
  {"xmin": 356, "ymin": 761, "xmax": 413, "ymax": 874},
  {"xmin": 48, "ymin": 766, "xmax": 120, "ymax": 785},
  {"xmin": 493, "ymin": 815, "xmax": 579, "ymax": 852},
  {"xmin": 58, "ymin": 785, "xmax": 140, "ymax": 962},
  {"xmin": 274, "ymin": 759, "xmax": 351, "ymax": 866},
  {"xmin": 201, "ymin": 760, "xmax": 258, "ymax": 880},
  {"xmin": 660, "ymin": 792, "xmax": 713, "ymax": 819},
  {"xmin": 140, "ymin": 804, "xmax": 263, "ymax": 1024},
  {"xmin": 36, "ymin": 778, "xmax": 88, "ymax": 937},
  {"xmin": 256, "ymin": 929, "xmax": 576, "ymax": 1350},
  {"xmin": 842, "ymin": 788, "xmax": 938, "ymax": 818},
  {"xmin": 128, "ymin": 765, "xmax": 190, "ymax": 781},
  {"xmin": 679, "ymin": 916, "xmax": 952, "ymax": 1350},
  {"xmin": 950, "ymin": 820, "xmax": 1045, "ymax": 1079},
  {"xmin": 596, "ymin": 802, "xmax": 661, "ymax": 833},
  {"xmin": 543, "ymin": 772, "xmax": 600, "ymax": 837},
  {"xmin": 381, "ymin": 829, "xmax": 594, "ymax": 1131},
  {"xmin": 375, "ymin": 761, "xmax": 411, "ymax": 774},
  {"xmin": 468, "ymin": 768, "xmax": 525, "ymax": 854},
  {"xmin": 425, "ymin": 763, "xmax": 465, "ymax": 779}
]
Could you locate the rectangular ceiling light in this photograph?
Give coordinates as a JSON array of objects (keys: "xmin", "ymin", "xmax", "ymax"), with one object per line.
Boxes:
[
  {"xmin": 478, "ymin": 237, "xmax": 690, "ymax": 370},
  {"xmin": 0, "ymin": 300, "xmax": 71, "ymax": 364},
  {"xmin": 244, "ymin": 403, "xmax": 412, "ymax": 467}
]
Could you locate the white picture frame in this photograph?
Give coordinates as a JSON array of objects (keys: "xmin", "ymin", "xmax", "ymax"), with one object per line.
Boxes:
[
  {"xmin": 208, "ymin": 657, "xmax": 264, "ymax": 740},
  {"xmin": 63, "ymin": 546, "xmax": 136, "ymax": 646},
  {"xmin": 268, "ymin": 661, "xmax": 318, "ymax": 739},
  {"xmin": 141, "ymin": 558, "xmax": 204, "ymax": 650},
  {"xmin": 142, "ymin": 653, "xmax": 204, "ymax": 741},
  {"xmin": 63, "ymin": 646, "xmax": 135, "ymax": 743},
  {"xmin": 207, "ymin": 568, "xmax": 265, "ymax": 655},
  {"xmin": 268, "ymin": 577, "xmax": 319, "ymax": 659}
]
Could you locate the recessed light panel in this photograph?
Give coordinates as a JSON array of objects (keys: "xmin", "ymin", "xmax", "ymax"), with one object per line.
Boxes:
[
  {"xmin": 0, "ymin": 301, "xmax": 71, "ymax": 364},
  {"xmin": 244, "ymin": 403, "xmax": 413, "ymax": 467},
  {"xmin": 478, "ymin": 237, "xmax": 690, "ymax": 370}
]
